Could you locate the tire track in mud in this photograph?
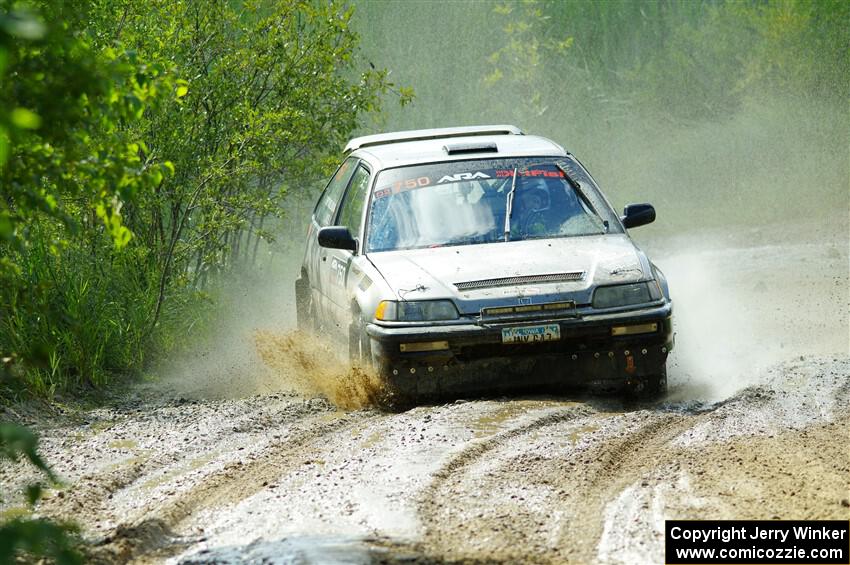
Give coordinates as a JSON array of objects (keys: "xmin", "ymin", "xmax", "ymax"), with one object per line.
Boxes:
[
  {"xmin": 415, "ymin": 403, "xmax": 600, "ymax": 562},
  {"xmin": 417, "ymin": 406, "xmax": 695, "ymax": 563},
  {"xmin": 554, "ymin": 413, "xmax": 694, "ymax": 561},
  {"xmin": 29, "ymin": 396, "xmax": 325, "ymax": 542},
  {"xmin": 38, "ymin": 460, "xmax": 152, "ymax": 538},
  {"xmin": 428, "ymin": 405, "xmax": 595, "ymax": 484},
  {"xmin": 92, "ymin": 410, "xmax": 382, "ymax": 564}
]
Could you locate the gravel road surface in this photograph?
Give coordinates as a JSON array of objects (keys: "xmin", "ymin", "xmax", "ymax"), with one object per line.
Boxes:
[{"xmin": 1, "ymin": 222, "xmax": 847, "ymax": 564}]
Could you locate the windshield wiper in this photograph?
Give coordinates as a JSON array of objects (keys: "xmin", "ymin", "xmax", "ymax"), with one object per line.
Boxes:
[
  {"xmin": 556, "ymin": 163, "xmax": 609, "ymax": 233},
  {"xmin": 503, "ymin": 166, "xmax": 518, "ymax": 241}
]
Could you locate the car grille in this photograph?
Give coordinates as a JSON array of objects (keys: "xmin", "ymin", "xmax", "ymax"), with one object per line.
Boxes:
[{"xmin": 454, "ymin": 272, "xmax": 585, "ymax": 291}]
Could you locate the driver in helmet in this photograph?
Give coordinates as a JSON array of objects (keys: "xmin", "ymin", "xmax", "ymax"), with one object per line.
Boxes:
[{"xmin": 513, "ymin": 177, "xmax": 553, "ymax": 238}]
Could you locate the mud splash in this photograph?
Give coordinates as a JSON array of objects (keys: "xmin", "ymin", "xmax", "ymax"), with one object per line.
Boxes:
[{"xmin": 253, "ymin": 330, "xmax": 386, "ymax": 410}]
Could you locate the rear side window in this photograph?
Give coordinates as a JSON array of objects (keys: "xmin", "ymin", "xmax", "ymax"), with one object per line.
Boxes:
[
  {"xmin": 315, "ymin": 158, "xmax": 358, "ymax": 227},
  {"xmin": 336, "ymin": 165, "xmax": 371, "ymax": 238}
]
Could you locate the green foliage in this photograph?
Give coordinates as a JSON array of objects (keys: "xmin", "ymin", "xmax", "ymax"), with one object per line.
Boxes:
[
  {"xmin": 0, "ymin": 1, "xmax": 177, "ymax": 395},
  {"xmin": 0, "ymin": 3, "xmax": 176, "ymax": 259},
  {"xmin": 485, "ymin": 1, "xmax": 574, "ymax": 119},
  {"xmin": 0, "ymin": 519, "xmax": 81, "ymax": 565},
  {"xmin": 0, "ymin": 0, "xmax": 399, "ymax": 399},
  {"xmin": 0, "ymin": 423, "xmax": 81, "ymax": 565},
  {"xmin": 485, "ymin": 0, "xmax": 850, "ymax": 124},
  {"xmin": 0, "ymin": 422, "xmax": 53, "ymax": 478},
  {"xmin": 113, "ymin": 0, "xmax": 393, "ymax": 298}
]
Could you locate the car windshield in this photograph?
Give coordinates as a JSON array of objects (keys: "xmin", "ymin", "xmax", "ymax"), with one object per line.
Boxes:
[{"xmin": 366, "ymin": 157, "xmax": 617, "ymax": 253}]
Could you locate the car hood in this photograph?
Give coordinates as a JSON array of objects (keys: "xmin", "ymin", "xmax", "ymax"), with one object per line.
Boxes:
[{"xmin": 366, "ymin": 235, "xmax": 649, "ymax": 314}]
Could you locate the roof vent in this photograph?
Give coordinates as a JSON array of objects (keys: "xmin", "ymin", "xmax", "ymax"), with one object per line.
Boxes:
[{"xmin": 443, "ymin": 142, "xmax": 498, "ymax": 155}]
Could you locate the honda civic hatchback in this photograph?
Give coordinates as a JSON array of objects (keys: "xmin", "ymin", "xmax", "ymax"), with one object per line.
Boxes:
[{"xmin": 295, "ymin": 125, "xmax": 673, "ymax": 401}]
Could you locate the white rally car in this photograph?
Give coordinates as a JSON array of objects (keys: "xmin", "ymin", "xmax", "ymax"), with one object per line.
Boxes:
[{"xmin": 296, "ymin": 125, "xmax": 673, "ymax": 401}]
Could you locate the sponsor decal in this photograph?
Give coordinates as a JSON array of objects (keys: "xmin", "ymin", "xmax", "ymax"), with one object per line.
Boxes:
[
  {"xmin": 374, "ymin": 176, "xmax": 432, "ymax": 199},
  {"xmin": 330, "ymin": 257, "xmax": 347, "ymax": 285},
  {"xmin": 436, "ymin": 171, "xmax": 491, "ymax": 183},
  {"xmin": 495, "ymin": 169, "xmax": 565, "ymax": 178}
]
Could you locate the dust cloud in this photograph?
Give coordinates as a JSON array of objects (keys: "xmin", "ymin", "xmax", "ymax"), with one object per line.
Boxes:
[
  {"xmin": 150, "ymin": 244, "xmax": 304, "ymax": 401},
  {"xmin": 151, "ymin": 243, "xmax": 386, "ymax": 409},
  {"xmin": 656, "ymin": 224, "xmax": 849, "ymax": 400}
]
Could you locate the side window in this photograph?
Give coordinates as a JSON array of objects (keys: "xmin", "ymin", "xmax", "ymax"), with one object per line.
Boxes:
[
  {"xmin": 315, "ymin": 158, "xmax": 357, "ymax": 227},
  {"xmin": 336, "ymin": 165, "xmax": 371, "ymax": 238}
]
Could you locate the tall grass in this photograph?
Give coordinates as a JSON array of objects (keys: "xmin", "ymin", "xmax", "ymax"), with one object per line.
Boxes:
[{"xmin": 0, "ymin": 224, "xmax": 206, "ymax": 399}]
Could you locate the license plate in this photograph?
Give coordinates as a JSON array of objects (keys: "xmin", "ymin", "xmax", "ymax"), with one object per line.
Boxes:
[{"xmin": 501, "ymin": 324, "xmax": 561, "ymax": 344}]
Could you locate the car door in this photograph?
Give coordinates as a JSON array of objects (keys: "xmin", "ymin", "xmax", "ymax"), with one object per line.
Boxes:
[
  {"xmin": 324, "ymin": 163, "xmax": 371, "ymax": 337},
  {"xmin": 309, "ymin": 158, "xmax": 358, "ymax": 325}
]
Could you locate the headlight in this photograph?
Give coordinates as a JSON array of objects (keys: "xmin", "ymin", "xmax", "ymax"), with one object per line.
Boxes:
[
  {"xmin": 375, "ymin": 300, "xmax": 459, "ymax": 322},
  {"xmin": 592, "ymin": 282, "xmax": 653, "ymax": 309}
]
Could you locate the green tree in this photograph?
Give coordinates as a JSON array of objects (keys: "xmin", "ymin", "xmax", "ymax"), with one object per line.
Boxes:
[
  {"xmin": 105, "ymin": 0, "xmax": 399, "ymax": 329},
  {"xmin": 0, "ymin": 0, "xmax": 401, "ymax": 398}
]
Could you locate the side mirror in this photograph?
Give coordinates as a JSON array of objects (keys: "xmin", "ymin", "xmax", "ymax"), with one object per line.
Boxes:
[
  {"xmin": 318, "ymin": 226, "xmax": 357, "ymax": 252},
  {"xmin": 620, "ymin": 203, "xmax": 656, "ymax": 229}
]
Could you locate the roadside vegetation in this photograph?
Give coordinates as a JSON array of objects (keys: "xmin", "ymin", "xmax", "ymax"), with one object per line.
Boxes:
[
  {"xmin": 0, "ymin": 424, "xmax": 80, "ymax": 564},
  {"xmin": 0, "ymin": 0, "xmax": 406, "ymax": 402}
]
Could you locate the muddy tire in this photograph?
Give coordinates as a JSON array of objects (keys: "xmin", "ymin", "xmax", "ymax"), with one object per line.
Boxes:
[
  {"xmin": 295, "ymin": 276, "xmax": 314, "ymax": 332},
  {"xmin": 380, "ymin": 372, "xmax": 418, "ymax": 412},
  {"xmin": 644, "ymin": 371, "xmax": 668, "ymax": 398},
  {"xmin": 348, "ymin": 315, "xmax": 371, "ymax": 367},
  {"xmin": 627, "ymin": 367, "xmax": 667, "ymax": 399}
]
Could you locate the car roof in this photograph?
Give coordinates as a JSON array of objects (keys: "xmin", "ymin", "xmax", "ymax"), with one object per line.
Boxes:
[
  {"xmin": 344, "ymin": 125, "xmax": 524, "ymax": 152},
  {"xmin": 346, "ymin": 126, "xmax": 568, "ymax": 170}
]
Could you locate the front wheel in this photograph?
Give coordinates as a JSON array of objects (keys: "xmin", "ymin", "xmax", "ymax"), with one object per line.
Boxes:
[
  {"xmin": 295, "ymin": 277, "xmax": 314, "ymax": 332},
  {"xmin": 628, "ymin": 367, "xmax": 667, "ymax": 399},
  {"xmin": 348, "ymin": 316, "xmax": 372, "ymax": 368},
  {"xmin": 645, "ymin": 371, "xmax": 668, "ymax": 397}
]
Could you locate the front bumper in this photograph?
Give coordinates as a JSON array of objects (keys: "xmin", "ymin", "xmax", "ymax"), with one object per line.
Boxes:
[{"xmin": 366, "ymin": 302, "xmax": 674, "ymax": 395}]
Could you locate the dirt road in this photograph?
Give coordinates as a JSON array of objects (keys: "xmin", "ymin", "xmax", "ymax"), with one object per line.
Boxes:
[{"xmin": 1, "ymin": 223, "xmax": 848, "ymax": 564}]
